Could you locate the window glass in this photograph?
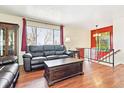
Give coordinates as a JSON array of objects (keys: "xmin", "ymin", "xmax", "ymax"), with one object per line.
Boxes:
[
  {"xmin": 54, "ymin": 29, "xmax": 60, "ymax": 45},
  {"xmin": 27, "ymin": 26, "xmax": 37, "ymax": 45},
  {"xmin": 37, "ymin": 28, "xmax": 53, "ymax": 45},
  {"xmin": 27, "ymin": 26, "xmax": 60, "ymax": 45}
]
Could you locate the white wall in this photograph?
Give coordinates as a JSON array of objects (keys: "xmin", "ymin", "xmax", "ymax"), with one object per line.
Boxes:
[
  {"xmin": 113, "ymin": 17, "xmax": 124, "ymax": 50},
  {"xmin": 113, "ymin": 17, "xmax": 124, "ymax": 65},
  {"xmin": 64, "ymin": 26, "xmax": 90, "ymax": 50},
  {"xmin": 27, "ymin": 21, "xmax": 60, "ymax": 29}
]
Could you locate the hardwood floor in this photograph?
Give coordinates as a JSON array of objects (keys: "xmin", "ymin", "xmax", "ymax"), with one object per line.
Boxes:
[{"xmin": 16, "ymin": 61, "xmax": 124, "ymax": 88}]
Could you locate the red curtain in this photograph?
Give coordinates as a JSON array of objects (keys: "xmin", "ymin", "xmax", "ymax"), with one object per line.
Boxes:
[
  {"xmin": 21, "ymin": 18, "xmax": 27, "ymax": 51},
  {"xmin": 60, "ymin": 25, "xmax": 64, "ymax": 45}
]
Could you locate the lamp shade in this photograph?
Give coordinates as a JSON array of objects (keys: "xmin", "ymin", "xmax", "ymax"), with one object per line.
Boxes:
[{"xmin": 65, "ymin": 37, "xmax": 71, "ymax": 43}]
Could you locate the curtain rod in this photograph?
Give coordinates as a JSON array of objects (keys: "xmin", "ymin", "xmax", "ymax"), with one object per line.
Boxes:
[{"xmin": 26, "ymin": 18, "xmax": 61, "ymax": 26}]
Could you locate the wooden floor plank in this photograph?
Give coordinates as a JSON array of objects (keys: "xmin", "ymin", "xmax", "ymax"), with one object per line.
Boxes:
[{"xmin": 16, "ymin": 61, "xmax": 124, "ymax": 88}]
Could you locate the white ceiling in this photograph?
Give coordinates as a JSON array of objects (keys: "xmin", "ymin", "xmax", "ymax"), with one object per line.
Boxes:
[{"xmin": 0, "ymin": 5, "xmax": 124, "ymax": 30}]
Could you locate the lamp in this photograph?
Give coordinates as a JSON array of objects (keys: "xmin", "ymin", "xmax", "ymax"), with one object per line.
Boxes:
[
  {"xmin": 93, "ymin": 33, "xmax": 101, "ymax": 37},
  {"xmin": 65, "ymin": 37, "xmax": 71, "ymax": 43}
]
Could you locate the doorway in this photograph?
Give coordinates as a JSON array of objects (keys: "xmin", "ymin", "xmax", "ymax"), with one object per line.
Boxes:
[{"xmin": 91, "ymin": 26, "xmax": 113, "ymax": 61}]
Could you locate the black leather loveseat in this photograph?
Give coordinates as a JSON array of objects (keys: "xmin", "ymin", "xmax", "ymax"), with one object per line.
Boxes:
[
  {"xmin": 0, "ymin": 56, "xmax": 19, "ymax": 88},
  {"xmin": 23, "ymin": 45, "xmax": 73, "ymax": 72}
]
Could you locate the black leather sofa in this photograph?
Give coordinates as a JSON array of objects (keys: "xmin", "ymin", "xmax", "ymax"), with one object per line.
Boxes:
[
  {"xmin": 23, "ymin": 45, "xmax": 73, "ymax": 72},
  {"xmin": 0, "ymin": 56, "xmax": 19, "ymax": 88}
]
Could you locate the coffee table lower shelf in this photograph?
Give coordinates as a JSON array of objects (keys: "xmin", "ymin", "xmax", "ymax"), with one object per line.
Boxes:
[{"xmin": 44, "ymin": 61, "xmax": 83, "ymax": 86}]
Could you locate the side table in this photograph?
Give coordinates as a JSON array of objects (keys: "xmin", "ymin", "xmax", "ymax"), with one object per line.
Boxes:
[{"xmin": 69, "ymin": 50, "xmax": 80, "ymax": 59}]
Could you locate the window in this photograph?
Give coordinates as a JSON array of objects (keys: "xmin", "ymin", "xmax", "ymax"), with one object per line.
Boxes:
[{"xmin": 27, "ymin": 26, "xmax": 61, "ymax": 45}]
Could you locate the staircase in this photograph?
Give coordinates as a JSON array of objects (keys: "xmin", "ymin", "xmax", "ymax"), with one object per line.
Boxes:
[{"xmin": 82, "ymin": 48, "xmax": 121, "ymax": 68}]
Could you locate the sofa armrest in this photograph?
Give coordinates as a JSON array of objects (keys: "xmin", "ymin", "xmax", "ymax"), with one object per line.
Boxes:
[
  {"xmin": 23, "ymin": 53, "xmax": 32, "ymax": 58},
  {"xmin": 0, "ymin": 56, "xmax": 18, "ymax": 65},
  {"xmin": 23, "ymin": 53, "xmax": 32, "ymax": 72},
  {"xmin": 65, "ymin": 51, "xmax": 74, "ymax": 57}
]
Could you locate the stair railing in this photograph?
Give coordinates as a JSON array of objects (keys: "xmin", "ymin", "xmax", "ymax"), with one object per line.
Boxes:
[{"xmin": 82, "ymin": 48, "xmax": 120, "ymax": 69}]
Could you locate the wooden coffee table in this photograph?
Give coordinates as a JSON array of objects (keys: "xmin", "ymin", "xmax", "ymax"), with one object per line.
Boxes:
[{"xmin": 44, "ymin": 58, "xmax": 84, "ymax": 86}]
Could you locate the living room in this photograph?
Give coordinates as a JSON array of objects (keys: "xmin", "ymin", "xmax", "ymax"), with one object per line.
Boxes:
[{"xmin": 1, "ymin": 4, "xmax": 124, "ymax": 91}]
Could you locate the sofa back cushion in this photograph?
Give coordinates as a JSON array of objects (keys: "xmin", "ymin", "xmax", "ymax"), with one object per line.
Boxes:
[
  {"xmin": 29, "ymin": 46, "xmax": 44, "ymax": 52},
  {"xmin": 43, "ymin": 45, "xmax": 55, "ymax": 56},
  {"xmin": 55, "ymin": 45, "xmax": 66, "ymax": 55},
  {"xmin": 43, "ymin": 45, "xmax": 55, "ymax": 51},
  {"xmin": 28, "ymin": 46, "xmax": 44, "ymax": 57},
  {"xmin": 44, "ymin": 51, "xmax": 56, "ymax": 56},
  {"xmin": 0, "ymin": 56, "xmax": 17, "ymax": 65},
  {"xmin": 26, "ymin": 45, "xmax": 67, "ymax": 57}
]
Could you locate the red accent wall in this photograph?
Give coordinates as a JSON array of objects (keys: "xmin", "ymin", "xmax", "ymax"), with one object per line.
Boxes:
[
  {"xmin": 91, "ymin": 26, "xmax": 113, "ymax": 60},
  {"xmin": 91, "ymin": 26, "xmax": 113, "ymax": 49},
  {"xmin": 77, "ymin": 48, "xmax": 84, "ymax": 59}
]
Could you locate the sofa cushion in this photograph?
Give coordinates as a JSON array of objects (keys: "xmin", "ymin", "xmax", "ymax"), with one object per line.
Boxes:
[
  {"xmin": 29, "ymin": 46, "xmax": 44, "ymax": 57},
  {"xmin": 43, "ymin": 45, "xmax": 55, "ymax": 51},
  {"xmin": 43, "ymin": 45, "xmax": 55, "ymax": 56},
  {"xmin": 2, "ymin": 63, "xmax": 19, "ymax": 75},
  {"xmin": 31, "ymin": 52, "xmax": 44, "ymax": 57},
  {"xmin": 46, "ymin": 55, "xmax": 58, "ymax": 60},
  {"xmin": 55, "ymin": 45, "xmax": 66, "ymax": 55},
  {"xmin": 0, "ymin": 56, "xmax": 17, "ymax": 65},
  {"xmin": 56, "ymin": 51, "xmax": 65, "ymax": 55},
  {"xmin": 0, "ymin": 71, "xmax": 14, "ymax": 86},
  {"xmin": 0, "ymin": 78, "xmax": 10, "ymax": 88},
  {"xmin": 54, "ymin": 45, "xmax": 65, "ymax": 51},
  {"xmin": 29, "ymin": 45, "xmax": 44, "ymax": 52},
  {"xmin": 44, "ymin": 51, "xmax": 55, "ymax": 56},
  {"xmin": 2, "ymin": 59, "xmax": 14, "ymax": 65},
  {"xmin": 31, "ymin": 56, "xmax": 46, "ymax": 65}
]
